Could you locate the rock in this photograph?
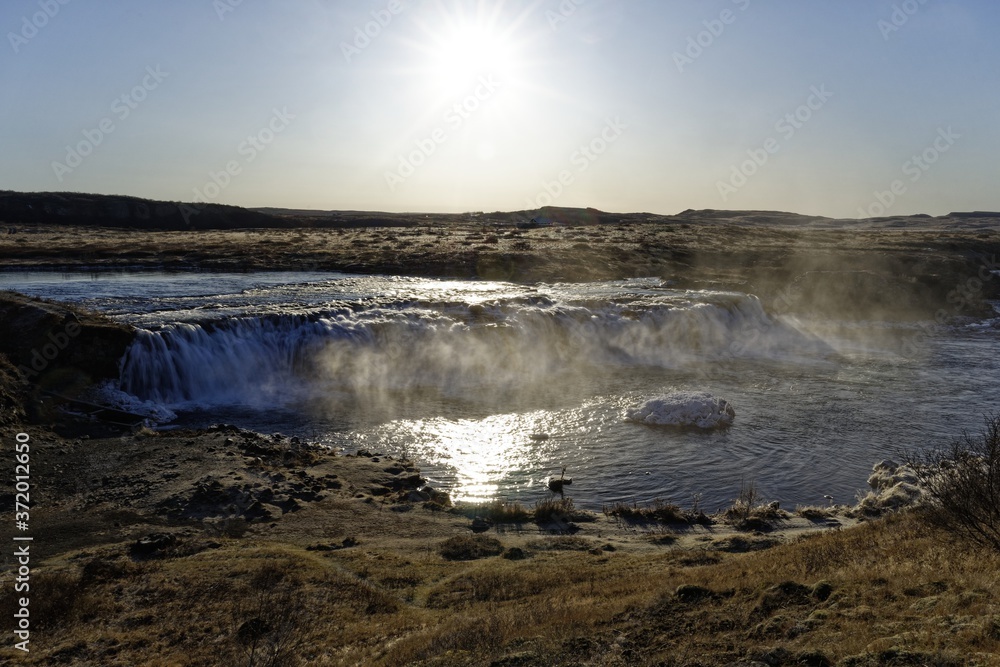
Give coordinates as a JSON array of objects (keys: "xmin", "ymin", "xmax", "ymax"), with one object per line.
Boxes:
[
  {"xmin": 471, "ymin": 516, "xmax": 493, "ymax": 533},
  {"xmin": 407, "ymin": 489, "xmax": 431, "ymax": 503},
  {"xmin": 130, "ymin": 532, "xmax": 177, "ymax": 557},
  {"xmin": 243, "ymin": 501, "xmax": 272, "ymax": 521},
  {"xmin": 0, "ymin": 291, "xmax": 134, "ymax": 385},
  {"xmin": 424, "ymin": 487, "xmax": 452, "ymax": 506},
  {"xmin": 274, "ymin": 497, "xmax": 300, "ymax": 513}
]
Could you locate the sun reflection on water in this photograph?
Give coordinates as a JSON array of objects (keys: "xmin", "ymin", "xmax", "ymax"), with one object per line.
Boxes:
[{"xmin": 376, "ymin": 411, "xmax": 559, "ymax": 503}]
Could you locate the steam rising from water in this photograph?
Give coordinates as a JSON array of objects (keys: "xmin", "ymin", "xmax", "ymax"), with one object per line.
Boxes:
[{"xmin": 120, "ymin": 292, "xmax": 834, "ymax": 409}]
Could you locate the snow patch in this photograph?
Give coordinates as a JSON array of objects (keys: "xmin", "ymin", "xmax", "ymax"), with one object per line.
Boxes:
[
  {"xmin": 625, "ymin": 391, "xmax": 735, "ymax": 429},
  {"xmin": 89, "ymin": 381, "xmax": 178, "ymax": 425}
]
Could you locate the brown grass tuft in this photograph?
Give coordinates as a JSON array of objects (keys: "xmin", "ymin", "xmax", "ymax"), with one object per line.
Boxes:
[{"xmin": 439, "ymin": 534, "xmax": 505, "ymax": 561}]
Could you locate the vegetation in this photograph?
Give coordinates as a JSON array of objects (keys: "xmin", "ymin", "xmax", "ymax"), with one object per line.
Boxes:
[
  {"xmin": 796, "ymin": 505, "xmax": 837, "ymax": 521},
  {"xmin": 909, "ymin": 413, "xmax": 1000, "ymax": 551},
  {"xmin": 723, "ymin": 479, "xmax": 788, "ymax": 530},
  {"xmin": 439, "ymin": 535, "xmax": 505, "ymax": 561},
  {"xmin": 452, "ymin": 499, "xmax": 531, "ymax": 524},
  {"xmin": 3, "ymin": 511, "xmax": 1000, "ymax": 666},
  {"xmin": 603, "ymin": 498, "xmax": 712, "ymax": 525}
]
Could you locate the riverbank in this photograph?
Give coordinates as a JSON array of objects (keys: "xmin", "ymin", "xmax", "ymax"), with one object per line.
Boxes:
[{"xmin": 1, "ymin": 418, "xmax": 998, "ymax": 666}]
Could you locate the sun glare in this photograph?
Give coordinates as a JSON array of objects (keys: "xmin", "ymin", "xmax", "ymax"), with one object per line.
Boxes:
[
  {"xmin": 411, "ymin": 3, "xmax": 534, "ymax": 99},
  {"xmin": 427, "ymin": 24, "xmax": 517, "ymax": 92}
]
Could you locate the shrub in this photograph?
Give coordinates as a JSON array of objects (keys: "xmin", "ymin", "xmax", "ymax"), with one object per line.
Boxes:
[
  {"xmin": 908, "ymin": 413, "xmax": 1000, "ymax": 551},
  {"xmin": 439, "ymin": 535, "xmax": 504, "ymax": 561},
  {"xmin": 229, "ymin": 563, "xmax": 310, "ymax": 667},
  {"xmin": 723, "ymin": 480, "xmax": 786, "ymax": 529},
  {"xmin": 603, "ymin": 499, "xmax": 689, "ymax": 524},
  {"xmin": 453, "ymin": 500, "xmax": 531, "ymax": 524},
  {"xmin": 533, "ymin": 497, "xmax": 594, "ymax": 523},
  {"xmin": 17, "ymin": 570, "xmax": 85, "ymax": 630}
]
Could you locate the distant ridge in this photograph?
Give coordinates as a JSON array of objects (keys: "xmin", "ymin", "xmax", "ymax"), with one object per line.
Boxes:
[
  {"xmin": 946, "ymin": 211, "xmax": 1000, "ymax": 218},
  {"xmin": 1, "ymin": 191, "xmax": 998, "ymax": 231},
  {"xmin": 0, "ymin": 191, "xmax": 285, "ymax": 231}
]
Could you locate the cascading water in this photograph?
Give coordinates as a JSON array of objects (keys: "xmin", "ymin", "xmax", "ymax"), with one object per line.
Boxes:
[{"xmin": 118, "ymin": 293, "xmax": 833, "ymax": 408}]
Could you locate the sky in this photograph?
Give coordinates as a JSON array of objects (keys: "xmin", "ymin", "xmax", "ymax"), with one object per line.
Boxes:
[{"xmin": 2, "ymin": 0, "xmax": 999, "ymax": 218}]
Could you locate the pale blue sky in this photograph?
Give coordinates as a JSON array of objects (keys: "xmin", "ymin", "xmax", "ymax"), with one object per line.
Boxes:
[{"xmin": 2, "ymin": 0, "xmax": 997, "ymax": 217}]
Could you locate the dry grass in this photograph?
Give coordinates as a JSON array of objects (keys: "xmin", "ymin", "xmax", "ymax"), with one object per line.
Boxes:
[
  {"xmin": 3, "ymin": 510, "xmax": 999, "ymax": 666},
  {"xmin": 453, "ymin": 499, "xmax": 531, "ymax": 524},
  {"xmin": 532, "ymin": 497, "xmax": 595, "ymax": 524},
  {"xmin": 438, "ymin": 535, "xmax": 505, "ymax": 561},
  {"xmin": 723, "ymin": 480, "xmax": 789, "ymax": 530},
  {"xmin": 796, "ymin": 505, "xmax": 838, "ymax": 521},
  {"xmin": 603, "ymin": 498, "xmax": 710, "ymax": 525}
]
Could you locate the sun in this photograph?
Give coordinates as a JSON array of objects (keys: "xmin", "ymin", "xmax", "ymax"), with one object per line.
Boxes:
[
  {"xmin": 426, "ymin": 24, "xmax": 517, "ymax": 92},
  {"xmin": 411, "ymin": 3, "xmax": 533, "ymax": 97}
]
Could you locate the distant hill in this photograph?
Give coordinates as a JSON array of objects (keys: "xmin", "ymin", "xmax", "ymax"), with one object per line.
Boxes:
[
  {"xmin": 1, "ymin": 191, "xmax": 998, "ymax": 232},
  {"xmin": 0, "ymin": 191, "xmax": 287, "ymax": 231}
]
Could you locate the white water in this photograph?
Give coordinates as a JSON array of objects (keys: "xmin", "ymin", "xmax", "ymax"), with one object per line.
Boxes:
[
  {"xmin": 117, "ymin": 289, "xmax": 833, "ymax": 407},
  {"xmin": 4, "ymin": 270, "xmax": 999, "ymax": 510}
]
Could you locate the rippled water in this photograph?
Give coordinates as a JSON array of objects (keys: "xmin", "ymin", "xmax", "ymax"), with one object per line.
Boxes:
[{"xmin": 4, "ymin": 270, "xmax": 998, "ymax": 511}]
